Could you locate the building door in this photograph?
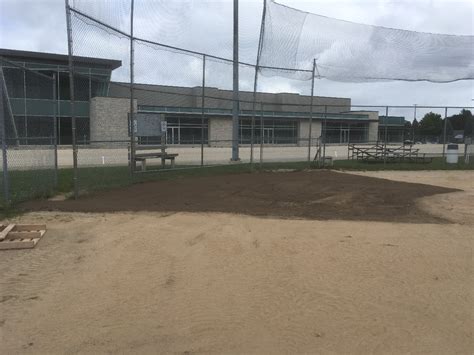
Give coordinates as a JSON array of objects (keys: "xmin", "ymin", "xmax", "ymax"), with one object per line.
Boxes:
[
  {"xmin": 166, "ymin": 127, "xmax": 179, "ymax": 145},
  {"xmin": 263, "ymin": 128, "xmax": 274, "ymax": 144},
  {"xmin": 341, "ymin": 129, "xmax": 350, "ymax": 143}
]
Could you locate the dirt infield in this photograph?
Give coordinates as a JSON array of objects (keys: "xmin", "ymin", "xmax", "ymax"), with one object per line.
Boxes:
[
  {"xmin": 2, "ymin": 171, "xmax": 473, "ymax": 354},
  {"xmin": 22, "ymin": 170, "xmax": 457, "ymax": 223}
]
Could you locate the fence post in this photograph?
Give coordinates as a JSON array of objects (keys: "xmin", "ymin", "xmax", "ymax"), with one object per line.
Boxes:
[
  {"xmin": 442, "ymin": 107, "xmax": 448, "ymax": 157},
  {"xmin": 413, "ymin": 104, "xmax": 417, "ymax": 142},
  {"xmin": 23, "ymin": 67, "xmax": 27, "ymax": 143},
  {"xmin": 201, "ymin": 54, "xmax": 206, "ymax": 166},
  {"xmin": 231, "ymin": 0, "xmax": 239, "ymax": 162},
  {"xmin": 384, "ymin": 106, "xmax": 388, "ymax": 165},
  {"xmin": 251, "ymin": 0, "xmax": 266, "ymax": 168},
  {"xmin": 0, "ymin": 68, "xmax": 10, "ymax": 205},
  {"xmin": 53, "ymin": 73, "xmax": 58, "ymax": 188},
  {"xmin": 307, "ymin": 59, "xmax": 316, "ymax": 164},
  {"xmin": 129, "ymin": 0, "xmax": 136, "ymax": 178},
  {"xmin": 260, "ymin": 102, "xmax": 264, "ymax": 169},
  {"xmin": 65, "ymin": 0, "xmax": 79, "ymax": 199},
  {"xmin": 322, "ymin": 105, "xmax": 327, "ymax": 167}
]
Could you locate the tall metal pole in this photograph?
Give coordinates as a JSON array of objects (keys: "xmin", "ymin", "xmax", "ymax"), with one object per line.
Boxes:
[
  {"xmin": 442, "ymin": 107, "xmax": 448, "ymax": 157},
  {"xmin": 57, "ymin": 67, "xmax": 61, "ymax": 145},
  {"xmin": 0, "ymin": 68, "xmax": 10, "ymax": 205},
  {"xmin": 231, "ymin": 0, "xmax": 240, "ymax": 161},
  {"xmin": 322, "ymin": 104, "xmax": 327, "ymax": 167},
  {"xmin": 23, "ymin": 68, "xmax": 27, "ymax": 142},
  {"xmin": 251, "ymin": 0, "xmax": 267, "ymax": 167},
  {"xmin": 53, "ymin": 73, "xmax": 58, "ymax": 188},
  {"xmin": 65, "ymin": 0, "xmax": 78, "ymax": 199},
  {"xmin": 384, "ymin": 106, "xmax": 388, "ymax": 165},
  {"xmin": 201, "ymin": 54, "xmax": 206, "ymax": 166},
  {"xmin": 413, "ymin": 104, "xmax": 417, "ymax": 142},
  {"xmin": 307, "ymin": 59, "xmax": 316, "ymax": 163},
  {"xmin": 260, "ymin": 101, "xmax": 264, "ymax": 168},
  {"xmin": 130, "ymin": 0, "xmax": 136, "ymax": 175}
]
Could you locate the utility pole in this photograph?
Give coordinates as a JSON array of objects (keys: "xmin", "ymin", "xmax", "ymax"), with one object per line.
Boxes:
[
  {"xmin": 231, "ymin": 0, "xmax": 240, "ymax": 161},
  {"xmin": 413, "ymin": 104, "xmax": 417, "ymax": 142}
]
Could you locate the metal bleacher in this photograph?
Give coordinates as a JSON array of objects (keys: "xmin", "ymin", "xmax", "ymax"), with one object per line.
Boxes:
[{"xmin": 348, "ymin": 142, "xmax": 432, "ymax": 163}]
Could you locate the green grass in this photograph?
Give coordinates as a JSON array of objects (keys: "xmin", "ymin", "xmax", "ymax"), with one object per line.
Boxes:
[{"xmin": 1, "ymin": 157, "xmax": 472, "ymax": 217}]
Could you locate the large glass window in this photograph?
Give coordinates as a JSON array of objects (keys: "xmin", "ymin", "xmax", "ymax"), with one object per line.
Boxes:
[
  {"xmin": 323, "ymin": 122, "xmax": 368, "ymax": 143},
  {"xmin": 240, "ymin": 118, "xmax": 298, "ymax": 144},
  {"xmin": 378, "ymin": 127, "xmax": 405, "ymax": 142},
  {"xmin": 137, "ymin": 116, "xmax": 208, "ymax": 145}
]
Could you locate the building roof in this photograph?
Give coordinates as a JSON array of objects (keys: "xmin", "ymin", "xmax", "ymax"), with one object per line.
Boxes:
[{"xmin": 0, "ymin": 48, "xmax": 122, "ymax": 70}]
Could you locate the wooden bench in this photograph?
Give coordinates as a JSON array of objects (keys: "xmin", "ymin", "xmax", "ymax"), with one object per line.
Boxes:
[{"xmin": 134, "ymin": 152, "xmax": 179, "ymax": 171}]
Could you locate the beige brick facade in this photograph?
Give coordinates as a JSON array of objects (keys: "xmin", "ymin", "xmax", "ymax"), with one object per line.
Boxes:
[
  {"xmin": 298, "ymin": 120, "xmax": 322, "ymax": 146},
  {"xmin": 208, "ymin": 117, "xmax": 233, "ymax": 147},
  {"xmin": 90, "ymin": 97, "xmax": 137, "ymax": 142}
]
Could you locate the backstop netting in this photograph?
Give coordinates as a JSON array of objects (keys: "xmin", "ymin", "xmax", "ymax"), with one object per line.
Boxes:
[
  {"xmin": 64, "ymin": 0, "xmax": 473, "ymax": 183},
  {"xmin": 259, "ymin": 0, "xmax": 474, "ymax": 82}
]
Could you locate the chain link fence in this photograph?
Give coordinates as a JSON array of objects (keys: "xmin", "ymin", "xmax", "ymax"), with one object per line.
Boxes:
[
  {"xmin": 0, "ymin": 2, "xmax": 472, "ymax": 205},
  {"xmin": 0, "ymin": 58, "xmax": 58, "ymax": 206}
]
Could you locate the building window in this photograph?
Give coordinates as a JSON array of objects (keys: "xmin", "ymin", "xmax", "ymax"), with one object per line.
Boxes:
[
  {"xmin": 137, "ymin": 116, "xmax": 208, "ymax": 145},
  {"xmin": 240, "ymin": 118, "xmax": 298, "ymax": 144},
  {"xmin": 378, "ymin": 127, "xmax": 405, "ymax": 142},
  {"xmin": 323, "ymin": 121, "xmax": 368, "ymax": 143}
]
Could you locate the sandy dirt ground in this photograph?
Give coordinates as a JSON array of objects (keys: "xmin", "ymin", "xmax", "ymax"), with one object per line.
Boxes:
[{"xmin": 1, "ymin": 170, "xmax": 473, "ymax": 354}]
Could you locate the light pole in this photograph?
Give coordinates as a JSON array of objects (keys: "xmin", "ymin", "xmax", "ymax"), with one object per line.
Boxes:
[{"xmin": 413, "ymin": 104, "xmax": 417, "ymax": 142}]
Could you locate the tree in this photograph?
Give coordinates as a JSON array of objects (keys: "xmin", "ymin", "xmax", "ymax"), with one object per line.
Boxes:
[
  {"xmin": 447, "ymin": 109, "xmax": 473, "ymax": 133},
  {"xmin": 419, "ymin": 112, "xmax": 443, "ymax": 141}
]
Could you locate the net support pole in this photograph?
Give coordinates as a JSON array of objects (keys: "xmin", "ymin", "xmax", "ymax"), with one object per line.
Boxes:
[
  {"xmin": 201, "ymin": 54, "xmax": 206, "ymax": 166},
  {"xmin": 23, "ymin": 67, "xmax": 27, "ymax": 141},
  {"xmin": 442, "ymin": 107, "xmax": 448, "ymax": 157},
  {"xmin": 307, "ymin": 59, "xmax": 316, "ymax": 164},
  {"xmin": 65, "ymin": 0, "xmax": 78, "ymax": 199},
  {"xmin": 231, "ymin": 0, "xmax": 240, "ymax": 161},
  {"xmin": 322, "ymin": 104, "xmax": 327, "ymax": 167},
  {"xmin": 384, "ymin": 106, "xmax": 388, "ymax": 165},
  {"xmin": 260, "ymin": 101, "xmax": 264, "ymax": 168},
  {"xmin": 251, "ymin": 0, "xmax": 267, "ymax": 167},
  {"xmin": 0, "ymin": 68, "xmax": 10, "ymax": 205},
  {"xmin": 129, "ymin": 0, "xmax": 136, "ymax": 176},
  {"xmin": 53, "ymin": 73, "xmax": 58, "ymax": 188},
  {"xmin": 413, "ymin": 104, "xmax": 417, "ymax": 142}
]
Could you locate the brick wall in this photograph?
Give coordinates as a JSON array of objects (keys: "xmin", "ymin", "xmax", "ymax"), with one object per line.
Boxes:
[
  {"xmin": 208, "ymin": 117, "xmax": 232, "ymax": 147},
  {"xmin": 90, "ymin": 97, "xmax": 137, "ymax": 142},
  {"xmin": 298, "ymin": 120, "xmax": 322, "ymax": 146}
]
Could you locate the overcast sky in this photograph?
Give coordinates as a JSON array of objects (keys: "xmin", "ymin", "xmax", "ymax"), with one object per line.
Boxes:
[{"xmin": 0, "ymin": 0, "xmax": 473, "ymax": 118}]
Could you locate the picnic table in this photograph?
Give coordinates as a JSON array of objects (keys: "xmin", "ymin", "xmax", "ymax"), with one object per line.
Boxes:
[{"xmin": 134, "ymin": 146, "xmax": 179, "ymax": 171}]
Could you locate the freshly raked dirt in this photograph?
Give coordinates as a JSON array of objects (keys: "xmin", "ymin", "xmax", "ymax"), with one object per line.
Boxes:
[
  {"xmin": 22, "ymin": 170, "xmax": 458, "ymax": 223},
  {"xmin": 1, "ymin": 170, "xmax": 473, "ymax": 354}
]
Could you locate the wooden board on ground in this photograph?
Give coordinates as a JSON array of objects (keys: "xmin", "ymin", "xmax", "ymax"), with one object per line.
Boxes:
[{"xmin": 0, "ymin": 224, "xmax": 46, "ymax": 250}]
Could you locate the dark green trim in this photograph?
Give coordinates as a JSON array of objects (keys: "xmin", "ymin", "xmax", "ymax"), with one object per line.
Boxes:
[
  {"xmin": 138, "ymin": 105, "xmax": 373, "ymax": 121},
  {"xmin": 10, "ymin": 99, "xmax": 89, "ymax": 117}
]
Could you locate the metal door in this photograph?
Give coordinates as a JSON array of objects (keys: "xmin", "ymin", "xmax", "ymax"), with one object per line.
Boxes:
[
  {"xmin": 166, "ymin": 127, "xmax": 179, "ymax": 145},
  {"xmin": 263, "ymin": 128, "xmax": 274, "ymax": 144}
]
